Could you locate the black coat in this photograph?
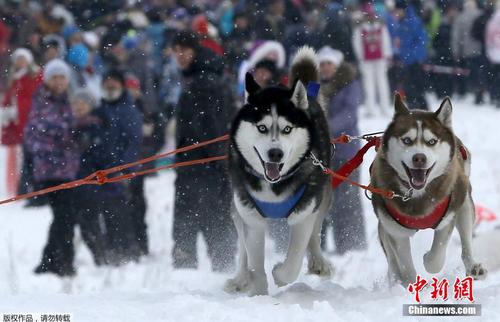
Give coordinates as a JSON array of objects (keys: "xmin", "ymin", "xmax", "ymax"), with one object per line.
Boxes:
[{"xmin": 175, "ymin": 48, "xmax": 235, "ymax": 166}]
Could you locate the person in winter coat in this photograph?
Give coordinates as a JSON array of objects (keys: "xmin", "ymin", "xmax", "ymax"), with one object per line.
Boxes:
[
  {"xmin": 485, "ymin": 3, "xmax": 500, "ymax": 107},
  {"xmin": 26, "ymin": 59, "xmax": 80, "ymax": 276},
  {"xmin": 124, "ymin": 74, "xmax": 166, "ymax": 257},
  {"xmin": 352, "ymin": 5, "xmax": 393, "ymax": 116},
  {"xmin": 171, "ymin": 31, "xmax": 236, "ymax": 272},
  {"xmin": 98, "ymin": 69, "xmax": 144, "ymax": 264},
  {"xmin": 431, "ymin": 4, "xmax": 459, "ymax": 98},
  {"xmin": 0, "ymin": 48, "xmax": 42, "ymax": 197},
  {"xmin": 221, "ymin": 9, "xmax": 253, "ymax": 74},
  {"xmin": 317, "ymin": 46, "xmax": 367, "ymax": 255},
  {"xmin": 472, "ymin": 1, "xmax": 495, "ymax": 105},
  {"xmin": 104, "ymin": 32, "xmax": 159, "ymax": 114},
  {"xmin": 70, "ymin": 88, "xmax": 109, "ymax": 266},
  {"xmin": 451, "ymin": 0, "xmax": 483, "ymax": 101},
  {"xmin": 392, "ymin": 1, "xmax": 429, "ymax": 109},
  {"xmin": 254, "ymin": 0, "xmax": 287, "ymax": 41}
]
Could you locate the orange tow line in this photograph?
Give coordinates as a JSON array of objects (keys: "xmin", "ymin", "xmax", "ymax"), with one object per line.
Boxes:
[{"xmin": 0, "ymin": 132, "xmax": 395, "ymax": 206}]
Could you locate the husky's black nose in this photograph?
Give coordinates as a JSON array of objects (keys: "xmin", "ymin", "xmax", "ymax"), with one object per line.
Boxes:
[
  {"xmin": 268, "ymin": 148, "xmax": 284, "ymax": 163},
  {"xmin": 412, "ymin": 153, "xmax": 427, "ymax": 168}
]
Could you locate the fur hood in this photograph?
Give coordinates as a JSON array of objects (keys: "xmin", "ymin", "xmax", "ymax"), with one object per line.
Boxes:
[{"xmin": 319, "ymin": 62, "xmax": 357, "ymax": 98}]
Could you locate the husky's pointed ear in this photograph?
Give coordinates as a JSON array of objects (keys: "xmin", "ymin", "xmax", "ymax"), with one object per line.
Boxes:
[
  {"xmin": 435, "ymin": 97, "xmax": 453, "ymax": 128},
  {"xmin": 394, "ymin": 92, "xmax": 409, "ymax": 116},
  {"xmin": 245, "ymin": 72, "xmax": 260, "ymax": 97},
  {"xmin": 290, "ymin": 80, "xmax": 308, "ymax": 110}
]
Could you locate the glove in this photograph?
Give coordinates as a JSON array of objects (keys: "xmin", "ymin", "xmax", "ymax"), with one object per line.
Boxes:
[{"xmin": 0, "ymin": 106, "xmax": 18, "ymax": 127}]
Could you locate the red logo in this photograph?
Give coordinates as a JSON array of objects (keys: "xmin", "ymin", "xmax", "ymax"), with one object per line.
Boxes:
[{"xmin": 408, "ymin": 276, "xmax": 475, "ymax": 303}]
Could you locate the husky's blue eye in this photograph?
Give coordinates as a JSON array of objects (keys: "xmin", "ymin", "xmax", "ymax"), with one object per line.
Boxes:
[
  {"xmin": 282, "ymin": 126, "xmax": 293, "ymax": 134},
  {"xmin": 257, "ymin": 125, "xmax": 268, "ymax": 133},
  {"xmin": 402, "ymin": 137, "xmax": 413, "ymax": 145},
  {"xmin": 427, "ymin": 138, "xmax": 438, "ymax": 145}
]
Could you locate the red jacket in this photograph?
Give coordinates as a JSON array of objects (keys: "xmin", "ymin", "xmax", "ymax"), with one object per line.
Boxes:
[{"xmin": 1, "ymin": 70, "xmax": 43, "ymax": 145}]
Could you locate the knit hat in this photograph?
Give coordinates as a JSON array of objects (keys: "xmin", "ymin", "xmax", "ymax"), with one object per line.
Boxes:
[
  {"xmin": 103, "ymin": 68, "xmax": 126, "ymax": 85},
  {"xmin": 82, "ymin": 31, "xmax": 100, "ymax": 49},
  {"xmin": 42, "ymin": 34, "xmax": 67, "ymax": 58},
  {"xmin": 71, "ymin": 88, "xmax": 97, "ymax": 108},
  {"xmin": 11, "ymin": 48, "xmax": 34, "ymax": 65},
  {"xmin": 125, "ymin": 75, "xmax": 141, "ymax": 89},
  {"xmin": 172, "ymin": 30, "xmax": 200, "ymax": 50},
  {"xmin": 317, "ymin": 46, "xmax": 344, "ymax": 66},
  {"xmin": 43, "ymin": 59, "xmax": 71, "ymax": 83},
  {"xmin": 247, "ymin": 40, "xmax": 286, "ymax": 69},
  {"xmin": 67, "ymin": 43, "xmax": 89, "ymax": 68}
]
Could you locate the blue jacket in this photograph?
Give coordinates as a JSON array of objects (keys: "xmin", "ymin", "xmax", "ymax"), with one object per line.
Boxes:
[
  {"xmin": 99, "ymin": 93, "xmax": 143, "ymax": 168},
  {"xmin": 394, "ymin": 6, "xmax": 428, "ymax": 65},
  {"xmin": 93, "ymin": 92, "xmax": 143, "ymax": 196}
]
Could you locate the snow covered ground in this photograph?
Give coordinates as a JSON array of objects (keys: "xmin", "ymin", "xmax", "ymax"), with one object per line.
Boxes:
[{"xmin": 1, "ymin": 96, "xmax": 499, "ymax": 322}]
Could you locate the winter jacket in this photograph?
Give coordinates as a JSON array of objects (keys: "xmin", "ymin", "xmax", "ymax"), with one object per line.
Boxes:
[
  {"xmin": 134, "ymin": 96, "xmax": 166, "ymax": 164},
  {"xmin": 1, "ymin": 68, "xmax": 42, "ymax": 145},
  {"xmin": 432, "ymin": 17, "xmax": 454, "ymax": 66},
  {"xmin": 352, "ymin": 21, "xmax": 392, "ymax": 62},
  {"xmin": 73, "ymin": 109, "xmax": 108, "ymax": 178},
  {"xmin": 320, "ymin": 62, "xmax": 362, "ymax": 160},
  {"xmin": 24, "ymin": 86, "xmax": 80, "ymax": 183},
  {"xmin": 451, "ymin": 8, "xmax": 482, "ymax": 59},
  {"xmin": 98, "ymin": 92, "xmax": 143, "ymax": 170},
  {"xmin": 323, "ymin": 8, "xmax": 355, "ymax": 62},
  {"xmin": 472, "ymin": 8, "xmax": 494, "ymax": 55},
  {"xmin": 175, "ymin": 48, "xmax": 235, "ymax": 166},
  {"xmin": 72, "ymin": 108, "xmax": 127, "ymax": 198},
  {"xmin": 394, "ymin": 6, "xmax": 428, "ymax": 65}
]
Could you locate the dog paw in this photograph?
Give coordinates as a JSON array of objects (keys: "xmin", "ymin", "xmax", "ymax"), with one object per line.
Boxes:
[
  {"xmin": 247, "ymin": 274, "xmax": 268, "ymax": 296},
  {"xmin": 468, "ymin": 263, "xmax": 487, "ymax": 280},
  {"xmin": 423, "ymin": 251, "xmax": 445, "ymax": 274},
  {"xmin": 224, "ymin": 276, "xmax": 250, "ymax": 294},
  {"xmin": 308, "ymin": 256, "xmax": 333, "ymax": 277},
  {"xmin": 272, "ymin": 262, "xmax": 288, "ymax": 287},
  {"xmin": 272, "ymin": 262, "xmax": 299, "ymax": 287}
]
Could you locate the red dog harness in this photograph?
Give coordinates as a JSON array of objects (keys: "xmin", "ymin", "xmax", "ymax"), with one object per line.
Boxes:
[
  {"xmin": 385, "ymin": 196, "xmax": 451, "ymax": 230},
  {"xmin": 381, "ymin": 145, "xmax": 466, "ymax": 230}
]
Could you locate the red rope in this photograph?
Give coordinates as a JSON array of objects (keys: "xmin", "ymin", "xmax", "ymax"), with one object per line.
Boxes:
[{"xmin": 0, "ymin": 133, "xmax": 397, "ymax": 206}]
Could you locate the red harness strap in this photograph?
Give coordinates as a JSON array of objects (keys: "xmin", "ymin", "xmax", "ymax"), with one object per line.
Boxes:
[
  {"xmin": 331, "ymin": 137, "xmax": 381, "ymax": 189},
  {"xmin": 459, "ymin": 146, "xmax": 468, "ymax": 160},
  {"xmin": 385, "ymin": 196, "xmax": 451, "ymax": 230}
]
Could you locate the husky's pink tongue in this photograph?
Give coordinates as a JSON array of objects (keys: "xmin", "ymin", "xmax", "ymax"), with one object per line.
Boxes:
[
  {"xmin": 264, "ymin": 162, "xmax": 281, "ymax": 181},
  {"xmin": 409, "ymin": 169, "xmax": 426, "ymax": 189}
]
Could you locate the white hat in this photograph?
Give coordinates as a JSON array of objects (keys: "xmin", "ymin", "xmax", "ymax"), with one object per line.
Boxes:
[
  {"xmin": 11, "ymin": 48, "xmax": 34, "ymax": 65},
  {"xmin": 248, "ymin": 40, "xmax": 286, "ymax": 69},
  {"xmin": 317, "ymin": 46, "xmax": 344, "ymax": 66},
  {"xmin": 43, "ymin": 59, "xmax": 71, "ymax": 83},
  {"xmin": 82, "ymin": 31, "xmax": 100, "ymax": 49}
]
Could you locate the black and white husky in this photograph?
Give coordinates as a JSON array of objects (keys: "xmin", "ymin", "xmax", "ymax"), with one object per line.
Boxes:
[
  {"xmin": 225, "ymin": 47, "xmax": 333, "ymax": 296},
  {"xmin": 371, "ymin": 94, "xmax": 487, "ymax": 286}
]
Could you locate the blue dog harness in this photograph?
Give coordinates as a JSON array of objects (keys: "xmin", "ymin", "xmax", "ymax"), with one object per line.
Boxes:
[
  {"xmin": 249, "ymin": 185, "xmax": 307, "ymax": 219},
  {"xmin": 306, "ymin": 82, "xmax": 320, "ymax": 98}
]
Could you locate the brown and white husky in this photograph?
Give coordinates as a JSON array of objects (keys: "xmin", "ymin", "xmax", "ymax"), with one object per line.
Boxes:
[{"xmin": 371, "ymin": 93, "xmax": 487, "ymax": 286}]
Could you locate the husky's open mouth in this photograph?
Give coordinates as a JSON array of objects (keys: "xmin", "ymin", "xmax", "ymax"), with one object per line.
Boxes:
[
  {"xmin": 402, "ymin": 162, "xmax": 435, "ymax": 190},
  {"xmin": 254, "ymin": 147, "xmax": 284, "ymax": 183}
]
